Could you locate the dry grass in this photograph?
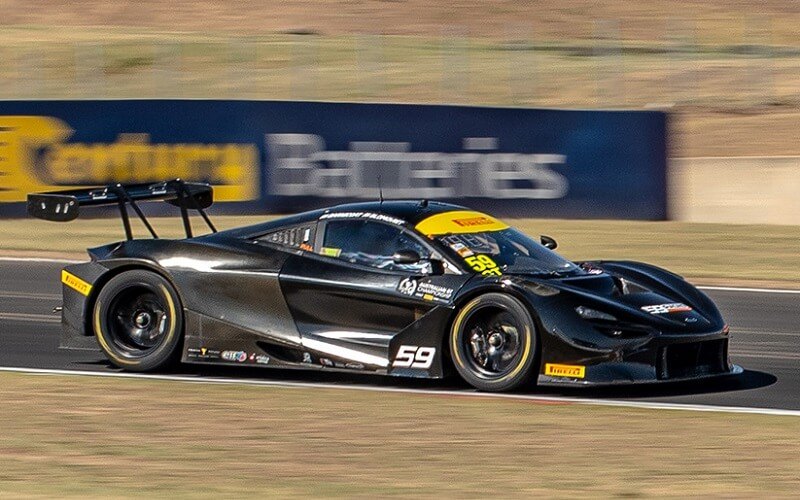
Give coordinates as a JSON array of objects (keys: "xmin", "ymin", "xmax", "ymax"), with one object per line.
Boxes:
[
  {"xmin": 0, "ymin": 372, "xmax": 798, "ymax": 497},
  {"xmin": 5, "ymin": 215, "xmax": 800, "ymax": 286},
  {"xmin": 0, "ymin": 2, "xmax": 798, "ymax": 155}
]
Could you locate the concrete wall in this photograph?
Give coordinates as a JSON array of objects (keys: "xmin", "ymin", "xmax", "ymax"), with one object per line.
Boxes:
[{"xmin": 670, "ymin": 156, "xmax": 800, "ymax": 225}]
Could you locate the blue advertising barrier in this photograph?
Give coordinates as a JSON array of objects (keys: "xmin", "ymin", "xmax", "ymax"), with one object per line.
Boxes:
[{"xmin": 0, "ymin": 100, "xmax": 667, "ymax": 219}]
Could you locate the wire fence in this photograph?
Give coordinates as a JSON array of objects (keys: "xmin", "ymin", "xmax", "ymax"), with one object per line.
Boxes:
[{"xmin": 0, "ymin": 19, "xmax": 793, "ymax": 110}]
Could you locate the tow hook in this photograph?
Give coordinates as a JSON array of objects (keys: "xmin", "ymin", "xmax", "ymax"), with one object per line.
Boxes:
[{"xmin": 53, "ymin": 306, "xmax": 63, "ymax": 314}]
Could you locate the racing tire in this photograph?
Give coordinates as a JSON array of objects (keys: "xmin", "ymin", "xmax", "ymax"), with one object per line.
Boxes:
[
  {"xmin": 93, "ymin": 270, "xmax": 183, "ymax": 372},
  {"xmin": 450, "ymin": 293, "xmax": 538, "ymax": 392}
]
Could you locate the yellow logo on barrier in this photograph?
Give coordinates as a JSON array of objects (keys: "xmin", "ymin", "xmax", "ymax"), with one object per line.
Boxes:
[
  {"xmin": 0, "ymin": 116, "xmax": 258, "ymax": 202},
  {"xmin": 544, "ymin": 363, "xmax": 586, "ymax": 379}
]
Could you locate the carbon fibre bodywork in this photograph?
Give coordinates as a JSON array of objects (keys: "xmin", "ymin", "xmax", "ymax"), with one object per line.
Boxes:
[{"xmin": 57, "ymin": 201, "xmax": 739, "ymax": 387}]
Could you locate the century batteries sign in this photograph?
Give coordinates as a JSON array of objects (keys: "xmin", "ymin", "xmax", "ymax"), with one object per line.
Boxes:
[{"xmin": 0, "ymin": 100, "xmax": 667, "ymax": 219}]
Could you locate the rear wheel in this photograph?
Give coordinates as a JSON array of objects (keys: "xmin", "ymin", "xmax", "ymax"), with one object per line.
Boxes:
[
  {"xmin": 93, "ymin": 270, "xmax": 183, "ymax": 371},
  {"xmin": 450, "ymin": 293, "xmax": 538, "ymax": 392}
]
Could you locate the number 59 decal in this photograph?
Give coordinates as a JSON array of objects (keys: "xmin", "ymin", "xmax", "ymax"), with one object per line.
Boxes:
[
  {"xmin": 392, "ymin": 345, "xmax": 436, "ymax": 369},
  {"xmin": 464, "ymin": 254, "xmax": 502, "ymax": 276}
]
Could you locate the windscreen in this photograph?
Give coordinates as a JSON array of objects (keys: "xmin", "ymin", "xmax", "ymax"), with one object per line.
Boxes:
[{"xmin": 435, "ymin": 228, "xmax": 581, "ymax": 277}]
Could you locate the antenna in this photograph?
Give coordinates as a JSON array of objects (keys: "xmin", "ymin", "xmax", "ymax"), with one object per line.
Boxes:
[{"xmin": 377, "ymin": 174, "xmax": 384, "ymax": 204}]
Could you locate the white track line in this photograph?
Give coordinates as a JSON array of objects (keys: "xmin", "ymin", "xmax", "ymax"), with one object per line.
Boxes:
[
  {"xmin": 0, "ymin": 366, "xmax": 798, "ymax": 417},
  {"xmin": 698, "ymin": 285, "xmax": 800, "ymax": 294},
  {"xmin": 0, "ymin": 256, "xmax": 83, "ymax": 264},
  {"xmin": 0, "ymin": 313, "xmax": 61, "ymax": 323},
  {"xmin": 0, "ymin": 291, "xmax": 61, "ymax": 300}
]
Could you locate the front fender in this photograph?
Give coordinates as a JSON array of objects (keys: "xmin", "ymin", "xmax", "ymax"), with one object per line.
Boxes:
[{"xmin": 594, "ymin": 260, "xmax": 722, "ymax": 323}]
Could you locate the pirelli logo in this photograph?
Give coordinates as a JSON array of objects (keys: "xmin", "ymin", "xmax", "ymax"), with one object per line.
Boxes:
[
  {"xmin": 453, "ymin": 216, "xmax": 493, "ymax": 227},
  {"xmin": 545, "ymin": 363, "xmax": 586, "ymax": 379},
  {"xmin": 61, "ymin": 270, "xmax": 92, "ymax": 296}
]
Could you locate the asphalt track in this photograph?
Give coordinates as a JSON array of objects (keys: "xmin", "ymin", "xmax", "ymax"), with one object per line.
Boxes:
[{"xmin": 2, "ymin": 259, "xmax": 799, "ymax": 412}]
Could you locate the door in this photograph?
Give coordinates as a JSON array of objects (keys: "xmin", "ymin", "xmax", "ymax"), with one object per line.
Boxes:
[{"xmin": 278, "ymin": 218, "xmax": 469, "ymax": 370}]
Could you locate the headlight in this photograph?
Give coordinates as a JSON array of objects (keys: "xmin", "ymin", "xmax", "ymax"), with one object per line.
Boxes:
[{"xmin": 575, "ymin": 306, "xmax": 617, "ymax": 322}]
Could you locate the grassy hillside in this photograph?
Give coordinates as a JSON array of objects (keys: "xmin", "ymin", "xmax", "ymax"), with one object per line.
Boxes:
[{"xmin": 0, "ymin": 2, "xmax": 798, "ymax": 156}]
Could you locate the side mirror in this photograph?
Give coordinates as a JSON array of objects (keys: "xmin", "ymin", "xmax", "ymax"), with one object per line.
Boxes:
[
  {"xmin": 540, "ymin": 235, "xmax": 558, "ymax": 250},
  {"xmin": 428, "ymin": 259, "xmax": 446, "ymax": 276},
  {"xmin": 393, "ymin": 249, "xmax": 421, "ymax": 264}
]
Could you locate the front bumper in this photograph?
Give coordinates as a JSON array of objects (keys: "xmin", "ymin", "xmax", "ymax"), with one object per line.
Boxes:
[{"xmin": 537, "ymin": 327, "xmax": 739, "ymax": 387}]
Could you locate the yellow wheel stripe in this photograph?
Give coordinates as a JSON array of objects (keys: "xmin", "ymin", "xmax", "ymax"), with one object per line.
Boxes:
[
  {"xmin": 158, "ymin": 284, "xmax": 177, "ymax": 346},
  {"xmin": 94, "ymin": 298, "xmax": 138, "ymax": 367}
]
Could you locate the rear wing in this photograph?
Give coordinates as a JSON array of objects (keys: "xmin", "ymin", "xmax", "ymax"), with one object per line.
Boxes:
[{"xmin": 27, "ymin": 179, "xmax": 216, "ymax": 240}]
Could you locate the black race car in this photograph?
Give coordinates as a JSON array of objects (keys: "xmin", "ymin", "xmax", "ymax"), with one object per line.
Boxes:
[{"xmin": 28, "ymin": 180, "xmax": 741, "ymax": 392}]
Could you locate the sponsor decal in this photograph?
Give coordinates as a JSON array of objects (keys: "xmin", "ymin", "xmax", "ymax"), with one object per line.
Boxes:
[
  {"xmin": 320, "ymin": 358, "xmax": 334, "ymax": 367},
  {"xmin": 397, "ymin": 278, "xmax": 455, "ymax": 301},
  {"xmin": 449, "ymin": 242, "xmax": 474, "ymax": 258},
  {"xmin": 0, "ymin": 116, "xmax": 258, "ymax": 202},
  {"xmin": 453, "ymin": 216, "xmax": 494, "ymax": 227},
  {"xmin": 397, "ymin": 278, "xmax": 453, "ymax": 302},
  {"xmin": 302, "ymin": 352, "xmax": 313, "ymax": 364},
  {"xmin": 320, "ymin": 211, "xmax": 405, "ymax": 226},
  {"xmin": 221, "ymin": 350, "xmax": 247, "ymax": 363},
  {"xmin": 641, "ymin": 303, "xmax": 693, "ymax": 315},
  {"xmin": 415, "ymin": 210, "xmax": 509, "ymax": 236},
  {"xmin": 392, "ymin": 345, "xmax": 436, "ymax": 369},
  {"xmin": 345, "ymin": 362, "xmax": 365, "ymax": 370},
  {"xmin": 320, "ymin": 247, "xmax": 341, "ymax": 257},
  {"xmin": 416, "ymin": 281, "xmax": 454, "ymax": 300},
  {"xmin": 464, "ymin": 254, "xmax": 502, "ymax": 277},
  {"xmin": 544, "ymin": 363, "xmax": 586, "ymax": 379},
  {"xmin": 268, "ymin": 134, "xmax": 568, "ymax": 200},
  {"xmin": 186, "ymin": 347, "xmax": 221, "ymax": 360},
  {"xmin": 254, "ymin": 354, "xmax": 270, "ymax": 365},
  {"xmin": 397, "ymin": 277, "xmax": 417, "ymax": 296},
  {"xmin": 61, "ymin": 270, "xmax": 92, "ymax": 296}
]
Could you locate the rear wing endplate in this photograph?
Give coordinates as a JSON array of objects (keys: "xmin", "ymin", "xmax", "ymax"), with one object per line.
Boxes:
[{"xmin": 27, "ymin": 179, "xmax": 216, "ymax": 240}]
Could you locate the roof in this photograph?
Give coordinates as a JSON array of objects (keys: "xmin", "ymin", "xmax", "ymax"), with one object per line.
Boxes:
[
  {"xmin": 322, "ymin": 200, "xmax": 468, "ymax": 226},
  {"xmin": 210, "ymin": 200, "xmax": 471, "ymax": 240}
]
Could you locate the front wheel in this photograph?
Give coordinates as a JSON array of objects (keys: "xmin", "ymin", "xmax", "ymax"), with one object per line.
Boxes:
[
  {"xmin": 450, "ymin": 293, "xmax": 538, "ymax": 392},
  {"xmin": 93, "ymin": 270, "xmax": 183, "ymax": 371}
]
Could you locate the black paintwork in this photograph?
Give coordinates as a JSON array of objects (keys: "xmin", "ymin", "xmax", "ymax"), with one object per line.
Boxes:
[{"xmin": 57, "ymin": 200, "xmax": 737, "ymax": 387}]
